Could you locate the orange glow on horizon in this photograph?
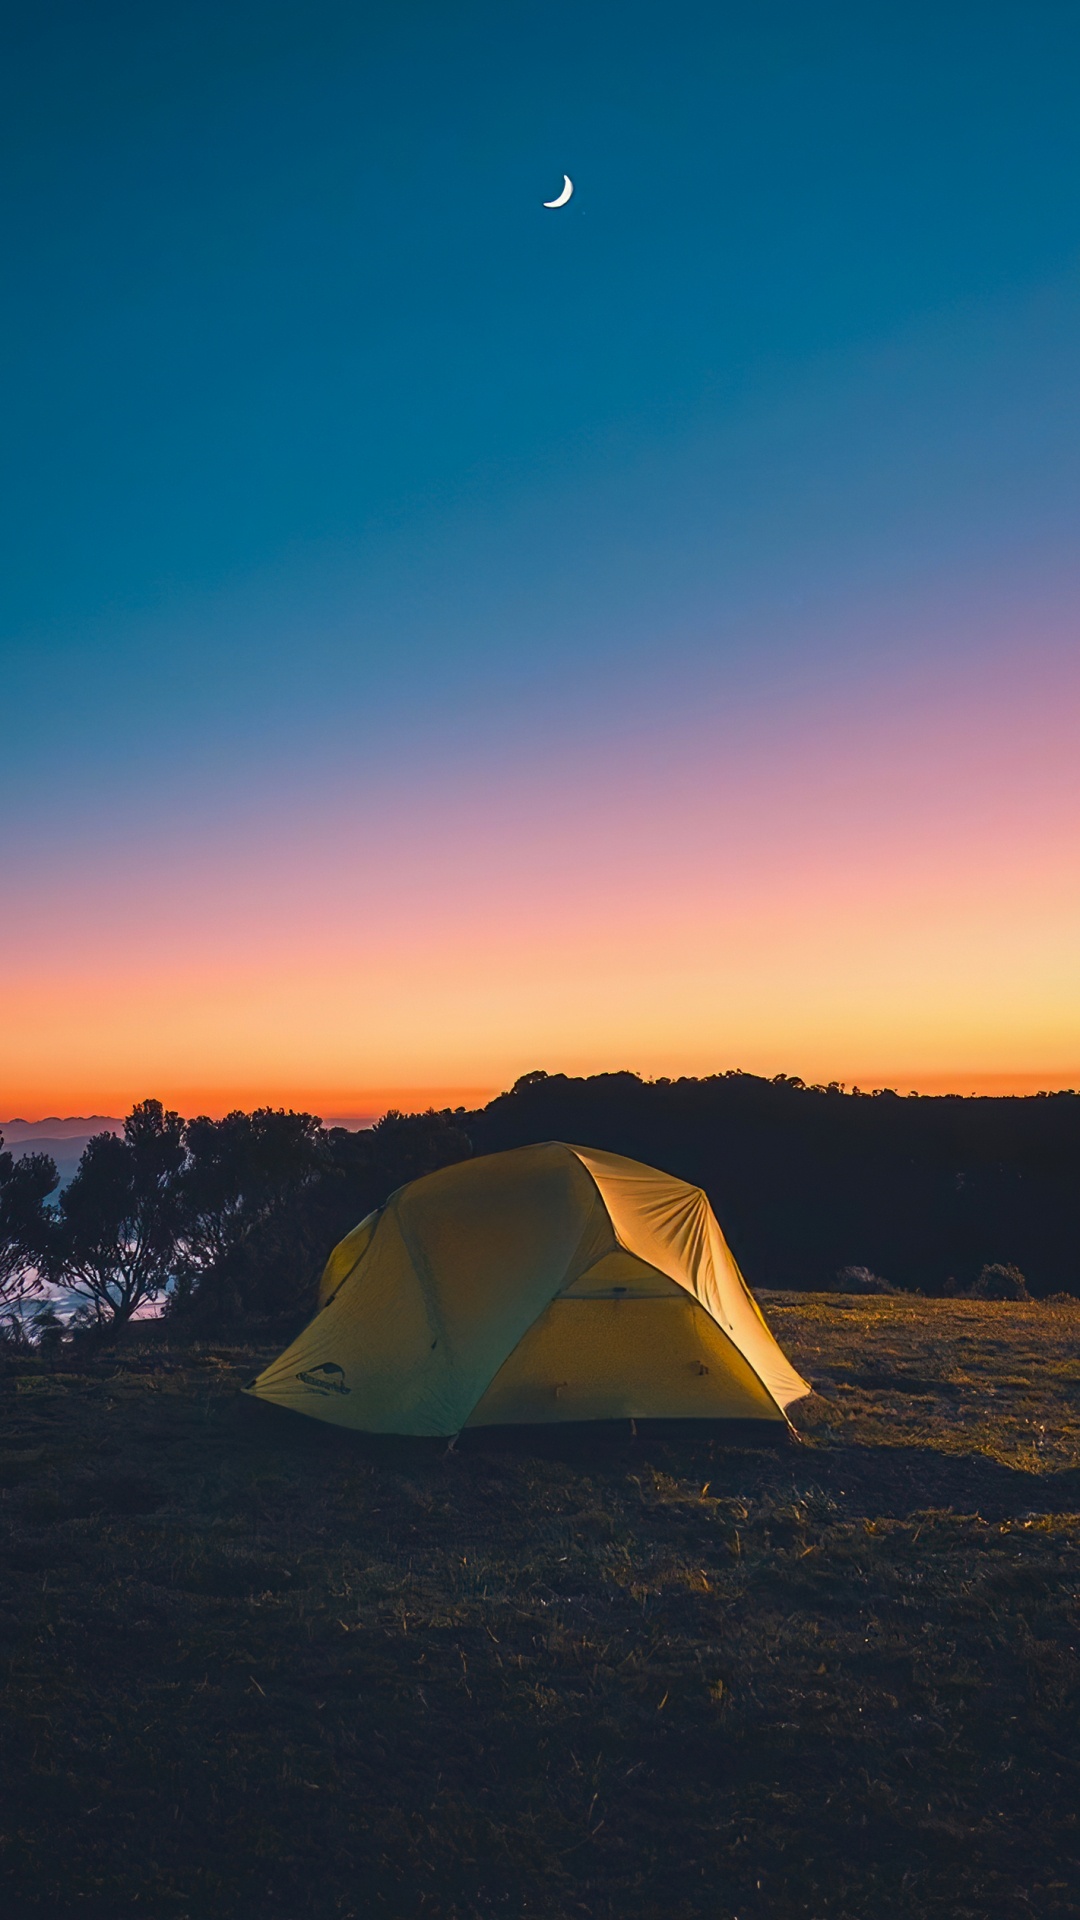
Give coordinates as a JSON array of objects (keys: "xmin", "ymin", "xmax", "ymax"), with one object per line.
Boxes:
[
  {"xmin": 3, "ymin": 1070, "xmax": 1078, "ymax": 1128},
  {"xmin": 3, "ymin": 640, "xmax": 1077, "ymax": 1123}
]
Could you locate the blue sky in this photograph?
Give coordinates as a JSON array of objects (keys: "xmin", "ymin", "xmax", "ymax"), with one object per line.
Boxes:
[{"xmin": 5, "ymin": 2, "xmax": 1079, "ymax": 634}]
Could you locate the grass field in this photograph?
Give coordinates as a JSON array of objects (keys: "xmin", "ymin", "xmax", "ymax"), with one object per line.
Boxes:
[{"xmin": 2, "ymin": 1296, "xmax": 1079, "ymax": 1919}]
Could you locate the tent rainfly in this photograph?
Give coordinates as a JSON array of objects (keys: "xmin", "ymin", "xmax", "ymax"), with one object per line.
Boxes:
[{"xmin": 247, "ymin": 1142, "xmax": 809, "ymax": 1435}]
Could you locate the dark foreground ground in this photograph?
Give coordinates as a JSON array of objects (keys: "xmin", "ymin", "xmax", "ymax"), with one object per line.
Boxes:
[{"xmin": 1, "ymin": 1297, "xmax": 1078, "ymax": 1920}]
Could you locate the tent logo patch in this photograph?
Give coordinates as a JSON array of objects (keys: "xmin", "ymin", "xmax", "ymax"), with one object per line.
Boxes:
[{"xmin": 296, "ymin": 1362, "xmax": 350, "ymax": 1395}]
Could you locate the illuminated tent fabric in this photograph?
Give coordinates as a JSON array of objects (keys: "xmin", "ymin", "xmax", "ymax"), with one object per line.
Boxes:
[{"xmin": 247, "ymin": 1143, "xmax": 809, "ymax": 1435}]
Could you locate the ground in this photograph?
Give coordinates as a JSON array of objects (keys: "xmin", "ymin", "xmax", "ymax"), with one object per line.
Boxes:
[{"xmin": 1, "ymin": 1296, "xmax": 1078, "ymax": 1920}]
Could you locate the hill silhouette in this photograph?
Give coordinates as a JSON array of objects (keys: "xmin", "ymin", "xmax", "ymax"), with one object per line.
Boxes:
[
  {"xmin": 5, "ymin": 1077, "xmax": 1078, "ymax": 1337},
  {"xmin": 466, "ymin": 1071, "xmax": 1080, "ymax": 1295}
]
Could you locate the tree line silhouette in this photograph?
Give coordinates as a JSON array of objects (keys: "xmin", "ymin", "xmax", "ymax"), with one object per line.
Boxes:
[
  {"xmin": 470, "ymin": 1071, "xmax": 1080, "ymax": 1297},
  {"xmin": 1, "ymin": 1070, "xmax": 1077, "ymax": 1338},
  {"xmin": 0, "ymin": 1101, "xmax": 470, "ymax": 1337}
]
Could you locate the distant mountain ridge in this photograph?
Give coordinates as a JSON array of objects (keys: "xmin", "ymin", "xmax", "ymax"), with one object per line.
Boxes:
[
  {"xmin": 1, "ymin": 1117, "xmax": 123, "ymax": 1142},
  {"xmin": 1, "ymin": 1118, "xmax": 124, "ymax": 1186},
  {"xmin": 0, "ymin": 1115, "xmax": 380, "ymax": 1187}
]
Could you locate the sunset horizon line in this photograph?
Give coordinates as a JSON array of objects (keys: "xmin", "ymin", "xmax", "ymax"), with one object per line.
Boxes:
[{"xmin": 4, "ymin": 1064, "xmax": 1079, "ymax": 1128}]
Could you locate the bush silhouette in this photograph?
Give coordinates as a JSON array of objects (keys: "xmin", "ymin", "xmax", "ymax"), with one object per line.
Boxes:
[
  {"xmin": 967, "ymin": 1263, "xmax": 1030, "ymax": 1301},
  {"xmin": 832, "ymin": 1266, "xmax": 893, "ymax": 1295}
]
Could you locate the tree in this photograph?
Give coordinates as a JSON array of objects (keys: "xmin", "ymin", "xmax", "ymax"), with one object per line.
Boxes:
[
  {"xmin": 0, "ymin": 1137, "xmax": 59, "ymax": 1326},
  {"xmin": 54, "ymin": 1101, "xmax": 185, "ymax": 1327},
  {"xmin": 363, "ymin": 1108, "xmax": 473, "ymax": 1196},
  {"xmin": 169, "ymin": 1106, "xmax": 472, "ymax": 1333},
  {"xmin": 170, "ymin": 1108, "xmax": 326, "ymax": 1327}
]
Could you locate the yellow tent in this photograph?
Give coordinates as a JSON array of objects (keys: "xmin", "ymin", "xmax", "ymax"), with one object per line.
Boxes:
[{"xmin": 247, "ymin": 1143, "xmax": 809, "ymax": 1434}]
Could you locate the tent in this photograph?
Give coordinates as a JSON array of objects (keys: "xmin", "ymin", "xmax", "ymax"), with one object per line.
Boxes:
[{"xmin": 247, "ymin": 1142, "xmax": 809, "ymax": 1434}]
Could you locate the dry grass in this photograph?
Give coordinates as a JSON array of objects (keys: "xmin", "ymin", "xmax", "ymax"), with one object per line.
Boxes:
[{"xmin": 1, "ymin": 1296, "xmax": 1079, "ymax": 1918}]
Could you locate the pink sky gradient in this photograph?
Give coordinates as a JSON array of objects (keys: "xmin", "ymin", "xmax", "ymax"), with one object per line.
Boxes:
[{"xmin": 3, "ymin": 631, "xmax": 1077, "ymax": 1117}]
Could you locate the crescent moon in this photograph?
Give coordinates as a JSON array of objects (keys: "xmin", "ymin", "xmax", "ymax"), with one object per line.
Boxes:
[{"xmin": 543, "ymin": 175, "xmax": 573, "ymax": 208}]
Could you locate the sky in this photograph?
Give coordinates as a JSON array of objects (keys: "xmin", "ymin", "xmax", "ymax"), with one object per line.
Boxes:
[{"xmin": 2, "ymin": 0, "xmax": 1079, "ymax": 1119}]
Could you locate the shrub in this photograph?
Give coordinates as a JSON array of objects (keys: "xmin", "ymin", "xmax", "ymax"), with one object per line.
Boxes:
[
  {"xmin": 967, "ymin": 1263, "xmax": 1030, "ymax": 1302},
  {"xmin": 833, "ymin": 1266, "xmax": 892, "ymax": 1295},
  {"xmin": 0, "ymin": 1313, "xmax": 35, "ymax": 1354},
  {"xmin": 32, "ymin": 1307, "xmax": 67, "ymax": 1355}
]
